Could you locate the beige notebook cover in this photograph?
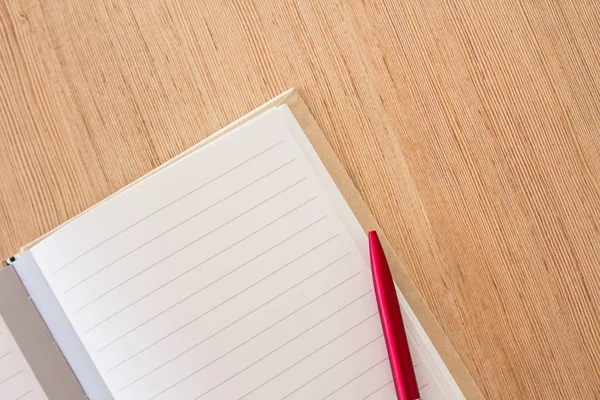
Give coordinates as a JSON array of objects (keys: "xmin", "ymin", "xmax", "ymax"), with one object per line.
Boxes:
[{"xmin": 2, "ymin": 89, "xmax": 483, "ymax": 400}]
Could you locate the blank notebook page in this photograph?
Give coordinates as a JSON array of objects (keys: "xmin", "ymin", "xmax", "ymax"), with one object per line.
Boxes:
[
  {"xmin": 0, "ymin": 314, "xmax": 48, "ymax": 400},
  {"xmin": 29, "ymin": 106, "xmax": 462, "ymax": 400}
]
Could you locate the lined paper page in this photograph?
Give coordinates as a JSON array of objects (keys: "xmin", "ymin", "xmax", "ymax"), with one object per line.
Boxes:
[
  {"xmin": 30, "ymin": 108, "xmax": 393, "ymax": 400},
  {"xmin": 29, "ymin": 105, "xmax": 462, "ymax": 399},
  {"xmin": 0, "ymin": 314, "xmax": 48, "ymax": 400}
]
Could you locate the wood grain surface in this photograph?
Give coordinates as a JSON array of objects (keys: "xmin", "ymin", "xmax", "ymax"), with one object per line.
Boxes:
[{"xmin": 1, "ymin": 0, "xmax": 599, "ymax": 398}]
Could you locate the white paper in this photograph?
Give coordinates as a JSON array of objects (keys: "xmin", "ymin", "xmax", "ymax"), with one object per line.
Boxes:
[
  {"xmin": 0, "ymin": 314, "xmax": 48, "ymax": 400},
  {"xmin": 30, "ymin": 106, "xmax": 463, "ymax": 399}
]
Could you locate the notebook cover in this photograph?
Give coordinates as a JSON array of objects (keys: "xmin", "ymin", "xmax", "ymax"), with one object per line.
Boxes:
[{"xmin": 6, "ymin": 88, "xmax": 484, "ymax": 399}]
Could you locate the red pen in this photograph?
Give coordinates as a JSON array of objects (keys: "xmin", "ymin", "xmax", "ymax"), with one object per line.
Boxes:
[{"xmin": 369, "ymin": 231, "xmax": 420, "ymax": 400}]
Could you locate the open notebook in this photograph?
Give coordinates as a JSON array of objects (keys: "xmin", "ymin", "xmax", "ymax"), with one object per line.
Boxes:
[{"xmin": 1, "ymin": 90, "xmax": 482, "ymax": 400}]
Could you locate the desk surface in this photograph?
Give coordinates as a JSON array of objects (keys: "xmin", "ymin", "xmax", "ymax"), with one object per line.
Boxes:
[{"xmin": 0, "ymin": 1, "xmax": 599, "ymax": 398}]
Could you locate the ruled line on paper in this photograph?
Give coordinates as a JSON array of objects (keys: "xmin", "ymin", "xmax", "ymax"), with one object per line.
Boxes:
[
  {"xmin": 0, "ymin": 370, "xmax": 22, "ymax": 387},
  {"xmin": 95, "ymin": 201, "xmax": 324, "ymax": 354},
  {"xmin": 84, "ymin": 214, "xmax": 329, "ymax": 334},
  {"xmin": 0, "ymin": 351, "xmax": 11, "ymax": 360},
  {"xmin": 70, "ymin": 179, "xmax": 312, "ymax": 314},
  {"xmin": 62, "ymin": 158, "xmax": 297, "ymax": 296},
  {"xmin": 199, "ymin": 313, "xmax": 380, "ymax": 400},
  {"xmin": 116, "ymin": 254, "xmax": 357, "ymax": 391},
  {"xmin": 322, "ymin": 358, "xmax": 388, "ymax": 400},
  {"xmin": 361, "ymin": 380, "xmax": 393, "ymax": 400},
  {"xmin": 239, "ymin": 328, "xmax": 383, "ymax": 399},
  {"xmin": 52, "ymin": 140, "xmax": 286, "ymax": 275},
  {"xmin": 149, "ymin": 291, "xmax": 373, "ymax": 400},
  {"xmin": 279, "ymin": 335, "xmax": 384, "ymax": 400},
  {"xmin": 14, "ymin": 390, "xmax": 34, "ymax": 400}
]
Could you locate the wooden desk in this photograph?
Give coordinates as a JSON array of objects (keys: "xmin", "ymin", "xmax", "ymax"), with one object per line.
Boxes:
[{"xmin": 1, "ymin": 1, "xmax": 598, "ymax": 398}]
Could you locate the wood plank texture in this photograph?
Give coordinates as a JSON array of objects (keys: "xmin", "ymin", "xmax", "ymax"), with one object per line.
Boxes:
[{"xmin": 1, "ymin": 0, "xmax": 599, "ymax": 398}]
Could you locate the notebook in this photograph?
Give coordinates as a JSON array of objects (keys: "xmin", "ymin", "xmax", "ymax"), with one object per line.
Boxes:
[{"xmin": 0, "ymin": 89, "xmax": 483, "ymax": 400}]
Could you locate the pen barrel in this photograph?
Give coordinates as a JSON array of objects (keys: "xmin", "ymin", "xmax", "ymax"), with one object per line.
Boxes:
[{"xmin": 369, "ymin": 231, "xmax": 420, "ymax": 400}]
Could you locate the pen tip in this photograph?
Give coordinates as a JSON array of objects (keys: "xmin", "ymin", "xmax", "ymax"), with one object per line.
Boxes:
[
  {"xmin": 368, "ymin": 230, "xmax": 381, "ymax": 248},
  {"xmin": 368, "ymin": 231, "xmax": 385, "ymax": 263}
]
